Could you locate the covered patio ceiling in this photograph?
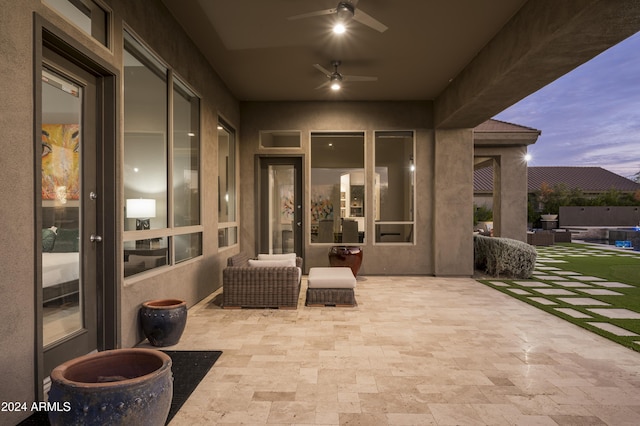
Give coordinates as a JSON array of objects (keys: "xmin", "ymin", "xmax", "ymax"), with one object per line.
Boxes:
[{"xmin": 161, "ymin": 0, "xmax": 640, "ymax": 128}]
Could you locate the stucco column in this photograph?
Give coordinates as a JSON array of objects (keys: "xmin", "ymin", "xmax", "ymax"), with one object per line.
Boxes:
[
  {"xmin": 433, "ymin": 129, "xmax": 474, "ymax": 276},
  {"xmin": 494, "ymin": 147, "xmax": 528, "ymax": 241}
]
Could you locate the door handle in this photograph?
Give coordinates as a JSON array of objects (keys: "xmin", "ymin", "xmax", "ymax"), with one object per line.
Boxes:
[{"xmin": 90, "ymin": 234, "xmax": 103, "ymax": 243}]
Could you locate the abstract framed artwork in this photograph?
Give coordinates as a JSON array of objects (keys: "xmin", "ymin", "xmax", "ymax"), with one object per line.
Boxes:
[{"xmin": 41, "ymin": 124, "xmax": 80, "ymax": 202}]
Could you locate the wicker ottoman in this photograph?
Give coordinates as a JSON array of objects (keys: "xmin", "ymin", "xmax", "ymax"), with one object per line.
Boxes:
[{"xmin": 306, "ymin": 267, "xmax": 356, "ymax": 307}]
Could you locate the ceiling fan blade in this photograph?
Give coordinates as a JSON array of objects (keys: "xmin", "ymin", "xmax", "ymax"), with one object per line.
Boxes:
[
  {"xmin": 343, "ymin": 75, "xmax": 378, "ymax": 82},
  {"xmin": 313, "ymin": 63, "xmax": 333, "ymax": 77},
  {"xmin": 353, "ymin": 8, "xmax": 388, "ymax": 33},
  {"xmin": 287, "ymin": 8, "xmax": 336, "ymax": 21},
  {"xmin": 315, "ymin": 80, "xmax": 331, "ymax": 90}
]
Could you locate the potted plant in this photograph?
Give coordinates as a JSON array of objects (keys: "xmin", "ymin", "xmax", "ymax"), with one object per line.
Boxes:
[{"xmin": 140, "ymin": 299, "xmax": 187, "ymax": 347}]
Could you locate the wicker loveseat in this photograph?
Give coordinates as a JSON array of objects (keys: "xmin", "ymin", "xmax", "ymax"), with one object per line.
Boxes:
[{"xmin": 222, "ymin": 252, "xmax": 303, "ymax": 309}]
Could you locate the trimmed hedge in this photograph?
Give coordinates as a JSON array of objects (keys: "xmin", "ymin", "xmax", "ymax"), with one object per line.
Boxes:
[{"xmin": 474, "ymin": 235, "xmax": 537, "ymax": 278}]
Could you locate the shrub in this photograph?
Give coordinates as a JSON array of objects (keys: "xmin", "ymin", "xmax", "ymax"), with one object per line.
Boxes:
[
  {"xmin": 473, "ymin": 204, "xmax": 493, "ymax": 226},
  {"xmin": 474, "ymin": 235, "xmax": 537, "ymax": 278}
]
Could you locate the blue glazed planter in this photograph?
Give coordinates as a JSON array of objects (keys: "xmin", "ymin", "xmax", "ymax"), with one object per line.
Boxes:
[
  {"xmin": 140, "ymin": 299, "xmax": 187, "ymax": 347},
  {"xmin": 48, "ymin": 348, "xmax": 172, "ymax": 426}
]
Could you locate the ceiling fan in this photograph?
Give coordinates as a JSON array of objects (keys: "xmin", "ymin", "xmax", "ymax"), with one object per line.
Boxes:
[
  {"xmin": 314, "ymin": 61, "xmax": 377, "ymax": 90},
  {"xmin": 288, "ymin": 0, "xmax": 388, "ymax": 33}
]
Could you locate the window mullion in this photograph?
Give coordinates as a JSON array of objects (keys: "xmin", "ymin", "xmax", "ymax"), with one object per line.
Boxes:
[{"xmin": 167, "ymin": 70, "xmax": 175, "ymax": 265}]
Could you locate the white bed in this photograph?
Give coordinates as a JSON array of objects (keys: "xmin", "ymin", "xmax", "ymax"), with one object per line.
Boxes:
[
  {"xmin": 42, "ymin": 252, "xmax": 79, "ymax": 303},
  {"xmin": 42, "ymin": 252, "xmax": 79, "ymax": 288}
]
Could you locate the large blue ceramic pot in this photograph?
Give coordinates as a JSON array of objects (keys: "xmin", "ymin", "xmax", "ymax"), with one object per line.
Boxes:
[
  {"xmin": 140, "ymin": 299, "xmax": 187, "ymax": 347},
  {"xmin": 48, "ymin": 348, "xmax": 172, "ymax": 426}
]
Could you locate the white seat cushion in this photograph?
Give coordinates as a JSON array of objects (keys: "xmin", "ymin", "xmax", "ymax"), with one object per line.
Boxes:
[{"xmin": 308, "ymin": 267, "xmax": 356, "ymax": 289}]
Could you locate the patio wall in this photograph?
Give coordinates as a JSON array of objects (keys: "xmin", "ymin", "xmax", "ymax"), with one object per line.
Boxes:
[{"xmin": 560, "ymin": 206, "xmax": 640, "ymax": 227}]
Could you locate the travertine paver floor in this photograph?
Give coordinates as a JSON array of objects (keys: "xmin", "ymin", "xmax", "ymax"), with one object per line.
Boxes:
[{"xmin": 167, "ymin": 276, "xmax": 640, "ymax": 425}]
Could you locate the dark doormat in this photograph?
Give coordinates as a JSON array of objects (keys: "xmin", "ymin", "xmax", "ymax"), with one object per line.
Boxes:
[
  {"xmin": 17, "ymin": 350, "xmax": 222, "ymax": 426},
  {"xmin": 162, "ymin": 350, "xmax": 222, "ymax": 424}
]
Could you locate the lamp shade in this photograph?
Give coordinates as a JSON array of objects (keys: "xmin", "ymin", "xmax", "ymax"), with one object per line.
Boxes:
[{"xmin": 126, "ymin": 199, "xmax": 156, "ymax": 219}]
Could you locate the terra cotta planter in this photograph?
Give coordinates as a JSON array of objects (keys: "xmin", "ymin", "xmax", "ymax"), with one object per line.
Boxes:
[
  {"xmin": 328, "ymin": 245, "xmax": 363, "ymax": 277},
  {"xmin": 48, "ymin": 348, "xmax": 172, "ymax": 426},
  {"xmin": 140, "ymin": 298, "xmax": 187, "ymax": 347}
]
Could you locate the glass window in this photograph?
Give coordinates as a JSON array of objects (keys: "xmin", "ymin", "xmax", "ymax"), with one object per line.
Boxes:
[
  {"xmin": 260, "ymin": 131, "xmax": 301, "ymax": 148},
  {"xmin": 173, "ymin": 78, "xmax": 200, "ymax": 227},
  {"xmin": 374, "ymin": 131, "xmax": 415, "ymax": 243},
  {"xmin": 175, "ymin": 233, "xmax": 202, "ymax": 264},
  {"xmin": 43, "ymin": 0, "xmax": 109, "ymax": 47},
  {"xmin": 218, "ymin": 120, "xmax": 237, "ymax": 248},
  {"xmin": 41, "ymin": 69, "xmax": 83, "ymax": 346},
  {"xmin": 123, "ymin": 30, "xmax": 202, "ymax": 276},
  {"xmin": 123, "ymin": 237, "xmax": 169, "ymax": 277},
  {"xmin": 310, "ymin": 132, "xmax": 365, "ymax": 244},
  {"xmin": 123, "ymin": 32, "xmax": 167, "ymax": 231}
]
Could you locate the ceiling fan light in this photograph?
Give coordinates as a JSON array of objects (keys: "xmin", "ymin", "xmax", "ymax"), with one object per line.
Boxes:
[
  {"xmin": 333, "ymin": 23, "xmax": 346, "ymax": 34},
  {"xmin": 330, "ymin": 81, "xmax": 341, "ymax": 91}
]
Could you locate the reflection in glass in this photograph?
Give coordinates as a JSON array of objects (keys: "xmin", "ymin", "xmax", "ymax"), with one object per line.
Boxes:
[
  {"xmin": 260, "ymin": 131, "xmax": 301, "ymax": 148},
  {"xmin": 175, "ymin": 233, "xmax": 202, "ymax": 263},
  {"xmin": 218, "ymin": 122, "xmax": 236, "ymax": 223},
  {"xmin": 173, "ymin": 79, "xmax": 200, "ymax": 227},
  {"xmin": 218, "ymin": 121, "xmax": 237, "ymax": 248},
  {"xmin": 43, "ymin": 0, "xmax": 109, "ymax": 47},
  {"xmin": 218, "ymin": 227, "xmax": 238, "ymax": 248},
  {"xmin": 123, "ymin": 31, "xmax": 168, "ymax": 231},
  {"xmin": 41, "ymin": 69, "xmax": 83, "ymax": 347},
  {"xmin": 310, "ymin": 133, "xmax": 364, "ymax": 243},
  {"xmin": 374, "ymin": 131, "xmax": 415, "ymax": 243},
  {"xmin": 267, "ymin": 165, "xmax": 296, "ymax": 254},
  {"xmin": 123, "ymin": 237, "xmax": 169, "ymax": 277}
]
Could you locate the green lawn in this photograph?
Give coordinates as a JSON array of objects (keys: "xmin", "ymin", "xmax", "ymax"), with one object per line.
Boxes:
[{"xmin": 478, "ymin": 242, "xmax": 640, "ymax": 352}]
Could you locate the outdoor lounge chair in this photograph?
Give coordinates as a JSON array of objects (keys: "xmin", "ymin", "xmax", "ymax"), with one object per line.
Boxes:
[{"xmin": 222, "ymin": 252, "xmax": 303, "ymax": 309}]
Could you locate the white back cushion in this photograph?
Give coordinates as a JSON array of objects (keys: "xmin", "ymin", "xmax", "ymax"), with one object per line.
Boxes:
[{"xmin": 257, "ymin": 253, "xmax": 296, "ymax": 267}]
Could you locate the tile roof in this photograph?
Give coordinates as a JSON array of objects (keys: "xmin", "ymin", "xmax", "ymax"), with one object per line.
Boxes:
[
  {"xmin": 474, "ymin": 166, "xmax": 640, "ymax": 193},
  {"xmin": 474, "ymin": 119, "xmax": 541, "ymax": 134}
]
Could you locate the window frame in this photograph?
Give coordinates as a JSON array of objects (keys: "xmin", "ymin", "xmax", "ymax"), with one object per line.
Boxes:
[
  {"xmin": 122, "ymin": 28, "xmax": 203, "ymax": 279},
  {"xmin": 309, "ymin": 131, "xmax": 366, "ymax": 245},
  {"xmin": 373, "ymin": 130, "xmax": 416, "ymax": 245},
  {"xmin": 217, "ymin": 118, "xmax": 238, "ymax": 250}
]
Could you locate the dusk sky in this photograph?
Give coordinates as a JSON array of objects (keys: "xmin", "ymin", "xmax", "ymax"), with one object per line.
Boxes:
[{"xmin": 494, "ymin": 30, "xmax": 640, "ymax": 180}]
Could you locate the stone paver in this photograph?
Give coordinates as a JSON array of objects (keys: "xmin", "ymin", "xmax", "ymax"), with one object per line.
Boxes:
[
  {"xmin": 557, "ymin": 297, "xmax": 611, "ymax": 306},
  {"xmin": 536, "ymin": 289, "xmax": 577, "ymax": 296},
  {"xmin": 587, "ymin": 309, "xmax": 640, "ymax": 319},
  {"xmin": 168, "ymin": 276, "xmax": 640, "ymax": 426},
  {"xmin": 587, "ymin": 322, "xmax": 639, "ymax": 337},
  {"xmin": 528, "ymin": 297, "xmax": 557, "ymax": 305},
  {"xmin": 580, "ymin": 289, "xmax": 623, "ymax": 296},
  {"xmin": 554, "ymin": 308, "xmax": 592, "ymax": 318}
]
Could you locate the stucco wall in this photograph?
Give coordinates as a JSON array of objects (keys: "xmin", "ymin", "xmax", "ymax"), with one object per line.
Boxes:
[
  {"xmin": 0, "ymin": 1, "xmax": 37, "ymax": 422},
  {"xmin": 0, "ymin": 1, "xmax": 238, "ymax": 420},
  {"xmin": 433, "ymin": 129, "xmax": 474, "ymax": 276},
  {"xmin": 240, "ymin": 101, "xmax": 437, "ymax": 275},
  {"xmin": 474, "ymin": 145, "xmax": 529, "ymax": 242},
  {"xmin": 111, "ymin": 0, "xmax": 240, "ymax": 349},
  {"xmin": 560, "ymin": 206, "xmax": 640, "ymax": 227}
]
